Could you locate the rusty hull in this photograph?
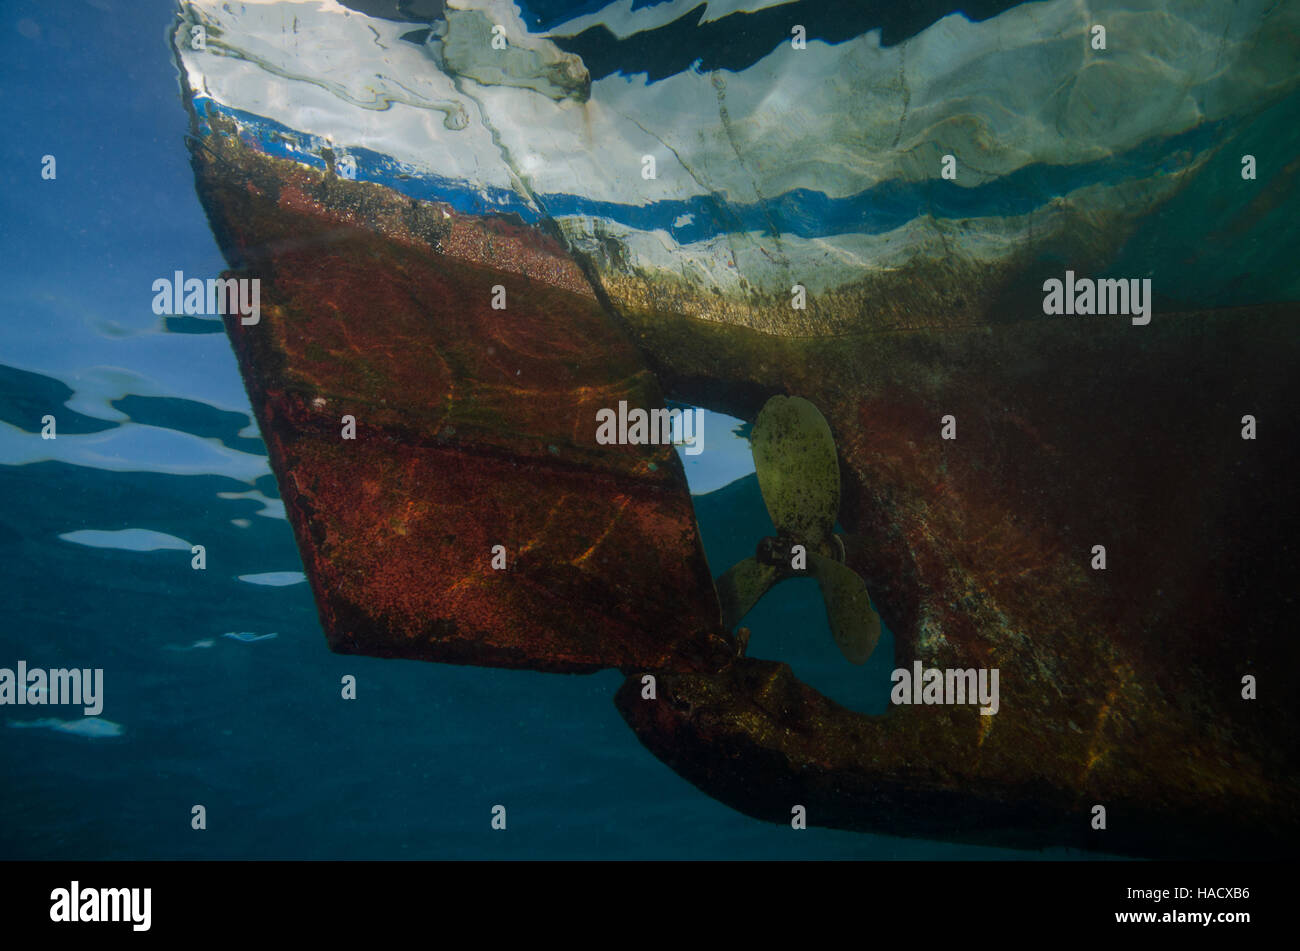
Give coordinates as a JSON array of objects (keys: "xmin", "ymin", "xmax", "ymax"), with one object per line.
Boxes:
[
  {"xmin": 614, "ymin": 301, "xmax": 1300, "ymax": 857},
  {"xmin": 186, "ymin": 115, "xmax": 1298, "ymax": 857},
  {"xmin": 189, "ymin": 123, "xmax": 729, "ymax": 674}
]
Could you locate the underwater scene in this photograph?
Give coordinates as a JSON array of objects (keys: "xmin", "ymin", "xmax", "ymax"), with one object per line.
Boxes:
[{"xmin": 1, "ymin": 0, "xmax": 1297, "ymax": 863}]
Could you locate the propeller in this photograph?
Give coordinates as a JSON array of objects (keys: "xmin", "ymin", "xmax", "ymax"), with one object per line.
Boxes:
[{"xmin": 715, "ymin": 395, "xmax": 882, "ymax": 665}]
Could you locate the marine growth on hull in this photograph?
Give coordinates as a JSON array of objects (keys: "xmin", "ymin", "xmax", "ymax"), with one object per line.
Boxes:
[{"xmin": 170, "ymin": 0, "xmax": 1300, "ymax": 858}]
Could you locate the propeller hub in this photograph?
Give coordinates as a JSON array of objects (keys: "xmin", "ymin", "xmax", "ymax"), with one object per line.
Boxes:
[
  {"xmin": 756, "ymin": 535, "xmax": 806, "ymax": 572},
  {"xmin": 756, "ymin": 535, "xmax": 846, "ymax": 570}
]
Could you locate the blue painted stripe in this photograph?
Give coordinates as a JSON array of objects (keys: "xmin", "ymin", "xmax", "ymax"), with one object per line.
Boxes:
[
  {"xmin": 192, "ymin": 97, "xmax": 543, "ymax": 222},
  {"xmin": 194, "ymin": 96, "xmax": 1227, "ymax": 246}
]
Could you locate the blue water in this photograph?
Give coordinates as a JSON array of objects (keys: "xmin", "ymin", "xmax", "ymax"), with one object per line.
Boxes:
[{"xmin": 0, "ymin": 0, "xmax": 1110, "ymax": 860}]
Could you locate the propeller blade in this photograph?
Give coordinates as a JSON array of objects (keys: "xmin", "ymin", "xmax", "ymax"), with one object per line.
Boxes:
[
  {"xmin": 751, "ymin": 395, "xmax": 840, "ymax": 543},
  {"xmin": 808, "ymin": 552, "xmax": 881, "ymax": 665},
  {"xmin": 716, "ymin": 557, "xmax": 781, "ymax": 630}
]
